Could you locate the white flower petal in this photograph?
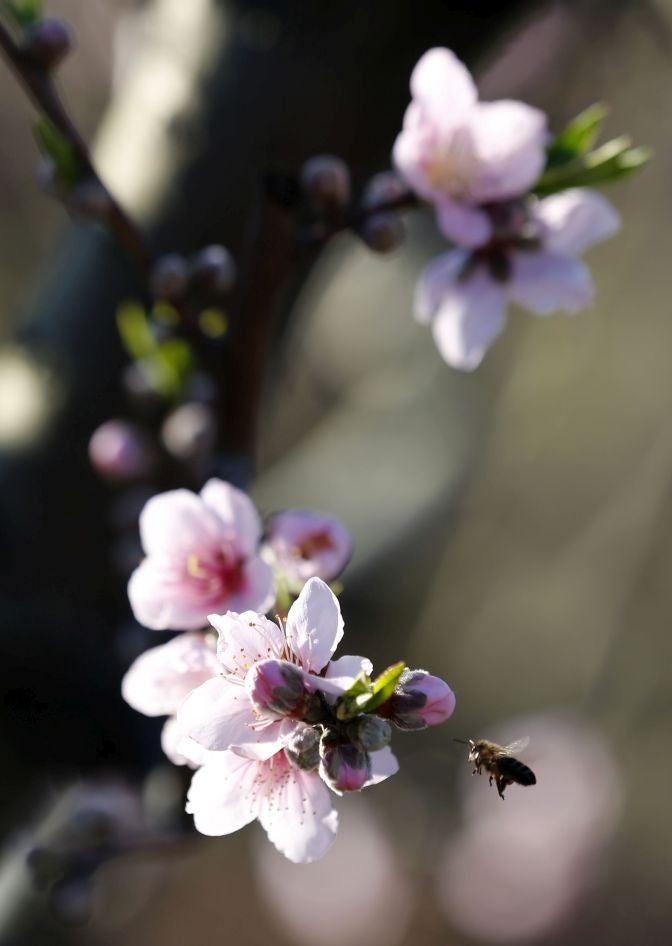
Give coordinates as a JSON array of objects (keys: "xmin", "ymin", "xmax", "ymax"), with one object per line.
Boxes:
[
  {"xmin": 414, "ymin": 250, "xmax": 469, "ymax": 325},
  {"xmin": 285, "ymin": 578, "xmax": 344, "ymax": 672},
  {"xmin": 200, "ymin": 479, "xmax": 263, "ymax": 556},
  {"xmin": 259, "ymin": 763, "xmax": 338, "ymax": 864},
  {"xmin": 534, "ymin": 188, "xmax": 621, "ymax": 257},
  {"xmin": 431, "ymin": 269, "xmax": 508, "ymax": 370},
  {"xmin": 121, "ymin": 632, "xmax": 220, "ymax": 716},
  {"xmin": 228, "ymin": 556, "xmax": 276, "ymax": 615},
  {"xmin": 365, "ymin": 747, "xmax": 400, "ymax": 787},
  {"xmin": 410, "ymin": 47, "xmax": 477, "ymax": 126},
  {"xmin": 325, "ymin": 655, "xmax": 374, "ymax": 681},
  {"xmin": 209, "ymin": 610, "xmax": 285, "ymax": 678},
  {"xmin": 436, "ymin": 200, "xmax": 492, "ymax": 248},
  {"xmin": 468, "ymin": 100, "xmax": 548, "ymax": 202},
  {"xmin": 138, "ymin": 489, "xmax": 223, "ymax": 557},
  {"xmin": 186, "ymin": 753, "xmax": 261, "ymax": 836},
  {"xmin": 177, "ymin": 676, "xmax": 283, "ymax": 757},
  {"xmin": 509, "ymin": 251, "xmax": 594, "ymax": 315}
]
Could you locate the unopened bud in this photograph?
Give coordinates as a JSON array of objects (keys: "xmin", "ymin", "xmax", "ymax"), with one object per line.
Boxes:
[
  {"xmin": 22, "ymin": 18, "xmax": 74, "ymax": 70},
  {"xmin": 347, "ymin": 715, "xmax": 392, "ymax": 752},
  {"xmin": 284, "ymin": 725, "xmax": 321, "ymax": 770},
  {"xmin": 190, "ymin": 245, "xmax": 237, "ymax": 296},
  {"xmin": 300, "ymin": 155, "xmax": 351, "ymax": 210},
  {"xmin": 245, "ymin": 659, "xmax": 307, "ymax": 717},
  {"xmin": 161, "ymin": 402, "xmax": 216, "ymax": 462},
  {"xmin": 361, "ymin": 171, "xmax": 407, "ymax": 210},
  {"xmin": 88, "ymin": 419, "xmax": 154, "ymax": 482},
  {"xmin": 319, "ymin": 731, "xmax": 371, "ymax": 793},
  {"xmin": 379, "ymin": 669, "xmax": 455, "ymax": 732},
  {"xmin": 358, "ymin": 212, "xmax": 405, "ymax": 253},
  {"xmin": 66, "ymin": 179, "xmax": 113, "ymax": 222},
  {"xmin": 150, "ymin": 254, "xmax": 190, "ymax": 301}
]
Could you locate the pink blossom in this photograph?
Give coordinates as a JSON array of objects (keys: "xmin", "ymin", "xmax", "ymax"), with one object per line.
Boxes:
[
  {"xmin": 415, "ymin": 188, "xmax": 620, "ymax": 370},
  {"xmin": 379, "ymin": 668, "xmax": 456, "ymax": 731},
  {"xmin": 262, "ymin": 510, "xmax": 352, "ymax": 591},
  {"xmin": 121, "ymin": 632, "xmax": 221, "ymax": 765},
  {"xmin": 178, "ymin": 578, "xmax": 367, "ymax": 759},
  {"xmin": 394, "ymin": 47, "xmax": 548, "ymax": 248},
  {"xmin": 127, "ymin": 478, "xmax": 275, "ymax": 630},
  {"xmin": 319, "ymin": 740, "xmax": 370, "ymax": 793},
  {"xmin": 186, "ymin": 744, "xmax": 399, "ymax": 863},
  {"xmin": 88, "ymin": 419, "xmax": 154, "ymax": 482}
]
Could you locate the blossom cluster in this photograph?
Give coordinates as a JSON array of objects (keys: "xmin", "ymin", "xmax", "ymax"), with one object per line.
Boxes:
[
  {"xmin": 393, "ymin": 47, "xmax": 622, "ymax": 369},
  {"xmin": 122, "ymin": 479, "xmax": 455, "ymax": 862}
]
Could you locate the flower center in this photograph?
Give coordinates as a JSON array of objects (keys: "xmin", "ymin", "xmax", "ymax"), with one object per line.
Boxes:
[
  {"xmin": 187, "ymin": 548, "xmax": 246, "ymax": 600},
  {"xmin": 294, "ymin": 529, "xmax": 335, "ymax": 560}
]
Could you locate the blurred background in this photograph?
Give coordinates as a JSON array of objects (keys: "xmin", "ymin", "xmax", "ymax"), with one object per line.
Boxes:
[{"xmin": 1, "ymin": 0, "xmax": 671, "ymax": 943}]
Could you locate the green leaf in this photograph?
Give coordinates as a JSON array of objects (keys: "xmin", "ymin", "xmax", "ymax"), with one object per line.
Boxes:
[
  {"xmin": 535, "ymin": 136, "xmax": 652, "ymax": 196},
  {"xmin": 34, "ymin": 119, "xmax": 79, "ymax": 189},
  {"xmin": 365, "ymin": 661, "xmax": 406, "ymax": 713},
  {"xmin": 545, "ymin": 102, "xmax": 609, "ymax": 169},
  {"xmin": 116, "ymin": 301, "xmax": 156, "ymax": 360},
  {"xmin": 335, "ymin": 672, "xmax": 373, "ymax": 720},
  {"xmin": 4, "ymin": 0, "xmax": 42, "ymax": 28}
]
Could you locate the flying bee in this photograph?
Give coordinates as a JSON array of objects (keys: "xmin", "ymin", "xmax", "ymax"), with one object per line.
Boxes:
[{"xmin": 455, "ymin": 737, "xmax": 536, "ymax": 800}]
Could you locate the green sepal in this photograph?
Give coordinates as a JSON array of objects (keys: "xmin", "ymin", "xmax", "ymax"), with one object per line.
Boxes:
[
  {"xmin": 545, "ymin": 102, "xmax": 609, "ymax": 169},
  {"xmin": 34, "ymin": 118, "xmax": 79, "ymax": 190},
  {"xmin": 116, "ymin": 302, "xmax": 155, "ymax": 360},
  {"xmin": 536, "ymin": 135, "xmax": 651, "ymax": 196},
  {"xmin": 4, "ymin": 0, "xmax": 42, "ymax": 29},
  {"xmin": 335, "ymin": 661, "xmax": 406, "ymax": 720}
]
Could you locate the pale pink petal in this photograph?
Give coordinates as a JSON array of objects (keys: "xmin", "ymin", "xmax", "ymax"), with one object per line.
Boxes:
[
  {"xmin": 325, "ymin": 655, "xmax": 373, "ymax": 681},
  {"xmin": 410, "ymin": 48, "xmax": 477, "ymax": 126},
  {"xmin": 258, "ymin": 758, "xmax": 339, "ymax": 863},
  {"xmin": 467, "ymin": 100, "xmax": 548, "ymax": 201},
  {"xmin": 138, "ymin": 489, "xmax": 223, "ymax": 558},
  {"xmin": 436, "ymin": 199, "xmax": 492, "ymax": 248},
  {"xmin": 121, "ymin": 632, "xmax": 220, "ymax": 716},
  {"xmin": 200, "ymin": 479, "xmax": 263, "ymax": 557},
  {"xmin": 227, "ymin": 556, "xmax": 275, "ymax": 614},
  {"xmin": 509, "ymin": 251, "xmax": 594, "ymax": 315},
  {"xmin": 128, "ymin": 559, "xmax": 218, "ymax": 630},
  {"xmin": 534, "ymin": 188, "xmax": 621, "ymax": 256},
  {"xmin": 414, "ymin": 250, "xmax": 470, "ymax": 325},
  {"xmin": 263, "ymin": 510, "xmax": 353, "ymax": 587},
  {"xmin": 186, "ymin": 752, "xmax": 261, "ymax": 836},
  {"xmin": 392, "ymin": 107, "xmax": 438, "ymax": 204},
  {"xmin": 177, "ymin": 676, "xmax": 284, "ymax": 757},
  {"xmin": 285, "ymin": 578, "xmax": 344, "ymax": 673},
  {"xmin": 364, "ymin": 747, "xmax": 400, "ymax": 787},
  {"xmin": 161, "ymin": 717, "xmax": 194, "ymax": 766},
  {"xmin": 430, "ymin": 269, "xmax": 508, "ymax": 370},
  {"xmin": 209, "ymin": 610, "xmax": 286, "ymax": 678}
]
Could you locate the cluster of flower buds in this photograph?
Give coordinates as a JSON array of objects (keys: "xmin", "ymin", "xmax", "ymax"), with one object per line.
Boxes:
[
  {"xmin": 149, "ymin": 244, "xmax": 237, "ymax": 304},
  {"xmin": 120, "ymin": 479, "xmax": 455, "ymax": 862}
]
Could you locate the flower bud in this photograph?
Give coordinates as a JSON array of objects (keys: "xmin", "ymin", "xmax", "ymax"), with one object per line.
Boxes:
[
  {"xmin": 22, "ymin": 18, "xmax": 74, "ymax": 70},
  {"xmin": 300, "ymin": 155, "xmax": 351, "ymax": 210},
  {"xmin": 379, "ymin": 669, "xmax": 455, "ymax": 731},
  {"xmin": 245, "ymin": 659, "xmax": 307, "ymax": 717},
  {"xmin": 88, "ymin": 419, "xmax": 154, "ymax": 482},
  {"xmin": 66, "ymin": 179, "xmax": 113, "ymax": 222},
  {"xmin": 284, "ymin": 725, "xmax": 321, "ymax": 771},
  {"xmin": 358, "ymin": 212, "xmax": 405, "ymax": 254},
  {"xmin": 347, "ymin": 715, "xmax": 392, "ymax": 752},
  {"xmin": 319, "ymin": 731, "xmax": 371, "ymax": 793},
  {"xmin": 150, "ymin": 253, "xmax": 190, "ymax": 302},
  {"xmin": 361, "ymin": 171, "xmax": 407, "ymax": 210},
  {"xmin": 190, "ymin": 245, "xmax": 237, "ymax": 296},
  {"xmin": 161, "ymin": 402, "xmax": 217, "ymax": 462}
]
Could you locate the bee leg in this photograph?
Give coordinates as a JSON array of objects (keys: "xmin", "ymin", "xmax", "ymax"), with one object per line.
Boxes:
[
  {"xmin": 488, "ymin": 775, "xmax": 494, "ymax": 786},
  {"xmin": 496, "ymin": 777, "xmax": 507, "ymax": 800}
]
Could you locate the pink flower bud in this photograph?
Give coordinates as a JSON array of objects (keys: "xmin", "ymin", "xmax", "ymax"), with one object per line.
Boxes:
[
  {"xmin": 88, "ymin": 419, "xmax": 154, "ymax": 482},
  {"xmin": 150, "ymin": 253, "xmax": 190, "ymax": 301},
  {"xmin": 319, "ymin": 733, "xmax": 371, "ymax": 793},
  {"xmin": 347, "ymin": 715, "xmax": 392, "ymax": 752},
  {"xmin": 300, "ymin": 155, "xmax": 351, "ymax": 209},
  {"xmin": 245, "ymin": 659, "xmax": 307, "ymax": 718},
  {"xmin": 358, "ymin": 212, "xmax": 405, "ymax": 254},
  {"xmin": 22, "ymin": 18, "xmax": 74, "ymax": 70},
  {"xmin": 190, "ymin": 245, "xmax": 237, "ymax": 295},
  {"xmin": 380, "ymin": 669, "xmax": 455, "ymax": 731}
]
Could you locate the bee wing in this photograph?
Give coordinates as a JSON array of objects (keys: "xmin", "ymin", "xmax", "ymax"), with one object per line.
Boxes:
[{"xmin": 503, "ymin": 736, "xmax": 530, "ymax": 755}]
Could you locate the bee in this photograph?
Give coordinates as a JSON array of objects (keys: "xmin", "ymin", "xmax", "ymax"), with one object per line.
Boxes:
[{"xmin": 455, "ymin": 737, "xmax": 536, "ymax": 800}]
